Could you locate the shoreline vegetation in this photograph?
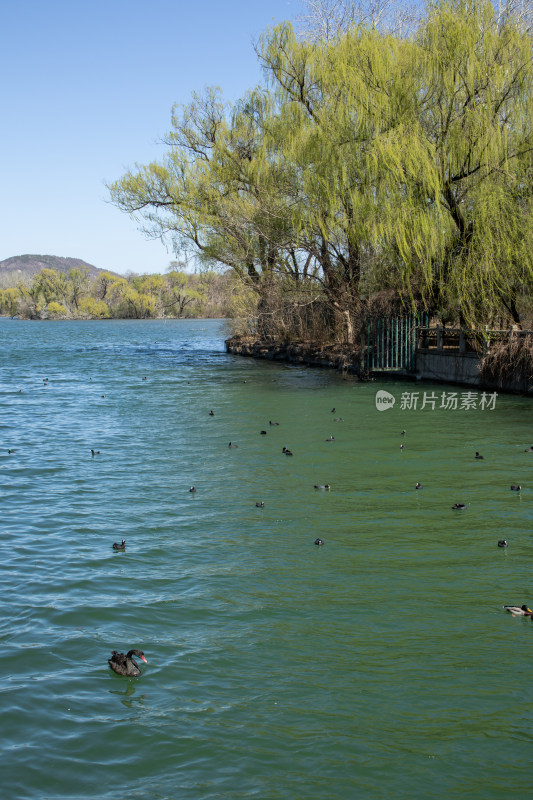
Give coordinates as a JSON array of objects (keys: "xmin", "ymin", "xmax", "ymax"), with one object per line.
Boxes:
[
  {"xmin": 108, "ymin": 0, "xmax": 533, "ymax": 347},
  {"xmin": 0, "ymin": 264, "xmax": 238, "ymax": 321}
]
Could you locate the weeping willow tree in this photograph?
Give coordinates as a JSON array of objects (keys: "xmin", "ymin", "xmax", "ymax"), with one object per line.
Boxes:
[
  {"xmin": 259, "ymin": 0, "xmax": 533, "ymax": 328},
  {"xmin": 109, "ymin": 0, "xmax": 533, "ymax": 342},
  {"xmin": 403, "ymin": 0, "xmax": 533, "ymax": 326},
  {"xmin": 108, "ymin": 86, "xmax": 317, "ymax": 337},
  {"xmin": 255, "ymin": 19, "xmax": 432, "ymax": 340}
]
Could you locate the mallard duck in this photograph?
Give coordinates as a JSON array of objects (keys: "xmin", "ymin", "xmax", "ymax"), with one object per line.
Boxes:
[
  {"xmin": 503, "ymin": 604, "xmax": 532, "ymax": 616},
  {"xmin": 112, "ymin": 539, "xmax": 126, "ymax": 550},
  {"xmin": 108, "ymin": 649, "xmax": 147, "ymax": 676}
]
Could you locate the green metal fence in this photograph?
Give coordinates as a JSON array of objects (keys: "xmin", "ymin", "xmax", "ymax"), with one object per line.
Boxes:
[{"xmin": 363, "ymin": 313, "xmax": 429, "ymax": 372}]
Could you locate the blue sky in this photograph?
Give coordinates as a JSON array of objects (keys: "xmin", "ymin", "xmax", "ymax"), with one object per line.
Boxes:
[{"xmin": 0, "ymin": 0, "xmax": 305, "ymax": 275}]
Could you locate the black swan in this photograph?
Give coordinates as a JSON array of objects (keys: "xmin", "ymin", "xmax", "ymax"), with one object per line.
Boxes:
[{"xmin": 108, "ymin": 649, "xmax": 147, "ymax": 676}]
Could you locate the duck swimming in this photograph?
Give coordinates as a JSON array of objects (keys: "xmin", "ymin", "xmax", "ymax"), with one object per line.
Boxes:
[
  {"xmin": 269, "ymin": 421, "xmax": 279, "ymax": 426},
  {"xmin": 228, "ymin": 442, "xmax": 238, "ymax": 448},
  {"xmin": 314, "ymin": 538, "xmax": 324, "ymax": 546},
  {"xmin": 497, "ymin": 540, "xmax": 508, "ymax": 548},
  {"xmin": 91, "ymin": 449, "xmax": 101, "ymax": 456},
  {"xmin": 510, "ymin": 485, "xmax": 521, "ymax": 491},
  {"xmin": 451, "ymin": 503, "xmax": 467, "ymax": 510},
  {"xmin": 189, "ymin": 486, "xmax": 196, "ymax": 493},
  {"xmin": 314, "ymin": 484, "xmax": 330, "ymax": 490},
  {"xmin": 503, "ymin": 604, "xmax": 532, "ymax": 616},
  {"xmin": 282, "ymin": 447, "xmax": 293, "ymax": 456},
  {"xmin": 209, "ymin": 410, "xmax": 214, "ymax": 416},
  {"xmin": 415, "ymin": 482, "xmax": 423, "ymax": 489},
  {"xmin": 108, "ymin": 649, "xmax": 147, "ymax": 676},
  {"xmin": 475, "ymin": 452, "xmax": 484, "ymax": 459},
  {"xmin": 256, "ymin": 501, "xmax": 265, "ymax": 508},
  {"xmin": 112, "ymin": 539, "xmax": 126, "ymax": 550},
  {"xmin": 325, "ymin": 436, "xmax": 335, "ymax": 442}
]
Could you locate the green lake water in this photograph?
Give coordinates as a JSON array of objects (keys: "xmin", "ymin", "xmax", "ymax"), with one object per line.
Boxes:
[{"xmin": 0, "ymin": 317, "xmax": 532, "ymax": 800}]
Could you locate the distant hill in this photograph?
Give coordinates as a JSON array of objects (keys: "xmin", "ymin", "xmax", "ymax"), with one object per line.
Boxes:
[{"xmin": 0, "ymin": 255, "xmax": 122, "ymax": 288}]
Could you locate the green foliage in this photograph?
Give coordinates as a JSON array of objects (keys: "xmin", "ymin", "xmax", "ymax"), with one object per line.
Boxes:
[
  {"xmin": 46, "ymin": 301, "xmax": 69, "ymax": 318},
  {"xmin": 0, "ymin": 264, "xmax": 229, "ymax": 320},
  {"xmin": 0, "ymin": 288, "xmax": 19, "ymax": 316},
  {"xmin": 78, "ymin": 297, "xmax": 111, "ymax": 318},
  {"xmin": 106, "ymin": 0, "xmax": 533, "ymax": 336}
]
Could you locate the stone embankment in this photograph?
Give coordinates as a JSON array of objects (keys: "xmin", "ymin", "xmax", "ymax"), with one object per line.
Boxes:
[
  {"xmin": 225, "ymin": 336, "xmax": 362, "ymax": 374},
  {"xmin": 226, "ymin": 334, "xmax": 532, "ymax": 394}
]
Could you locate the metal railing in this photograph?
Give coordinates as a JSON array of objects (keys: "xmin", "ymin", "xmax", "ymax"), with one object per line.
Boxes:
[{"xmin": 416, "ymin": 327, "xmax": 532, "ymax": 355}]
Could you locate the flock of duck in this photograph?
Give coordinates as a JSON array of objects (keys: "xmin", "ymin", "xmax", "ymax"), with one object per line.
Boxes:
[
  {"xmin": 24, "ymin": 394, "xmax": 524, "ymax": 677},
  {"xmin": 217, "ymin": 409, "xmax": 532, "ymax": 629}
]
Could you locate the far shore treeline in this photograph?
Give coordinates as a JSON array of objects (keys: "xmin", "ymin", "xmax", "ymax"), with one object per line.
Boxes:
[{"xmin": 0, "ymin": 264, "xmax": 240, "ymax": 320}]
